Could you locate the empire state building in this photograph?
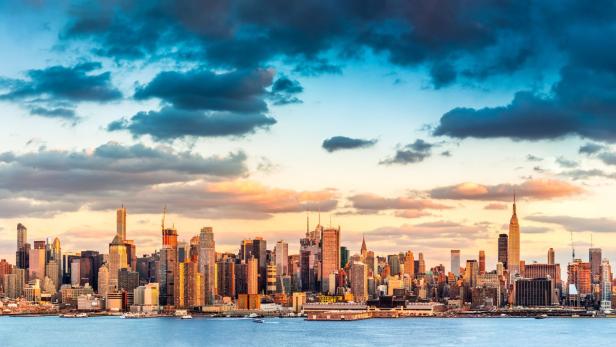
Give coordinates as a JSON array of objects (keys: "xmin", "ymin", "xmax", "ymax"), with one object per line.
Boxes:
[{"xmin": 508, "ymin": 194, "xmax": 520, "ymax": 276}]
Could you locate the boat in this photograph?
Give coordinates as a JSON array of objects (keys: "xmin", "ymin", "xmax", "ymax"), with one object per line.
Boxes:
[
  {"xmin": 248, "ymin": 313, "xmax": 259, "ymax": 318},
  {"xmin": 571, "ymin": 314, "xmax": 580, "ymax": 318},
  {"xmin": 534, "ymin": 314, "xmax": 548, "ymax": 319},
  {"xmin": 76, "ymin": 313, "xmax": 88, "ymax": 318},
  {"xmin": 252, "ymin": 318, "xmax": 265, "ymax": 323},
  {"xmin": 181, "ymin": 315, "xmax": 192, "ymax": 319}
]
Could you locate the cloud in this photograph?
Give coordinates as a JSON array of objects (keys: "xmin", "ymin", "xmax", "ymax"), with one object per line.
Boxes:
[
  {"xmin": 57, "ymin": 0, "xmax": 556, "ymax": 88},
  {"xmin": 109, "ymin": 68, "xmax": 283, "ymax": 140},
  {"xmin": 322, "ymin": 136, "xmax": 377, "ymax": 152},
  {"xmin": 88, "ymin": 180, "xmax": 339, "ymax": 220},
  {"xmin": 430, "ymin": 178, "xmax": 583, "ymax": 201},
  {"xmin": 484, "ymin": 202, "xmax": 508, "ymax": 210},
  {"xmin": 364, "ymin": 220, "xmax": 493, "ymax": 248},
  {"xmin": 597, "ymin": 151, "xmax": 616, "ymax": 166},
  {"xmin": 0, "ymin": 62, "xmax": 121, "ymax": 119},
  {"xmin": 349, "ymin": 193, "xmax": 451, "ymax": 212},
  {"xmin": 380, "ymin": 139, "xmax": 433, "ymax": 165},
  {"xmin": 108, "ymin": 107, "xmax": 276, "ymax": 140},
  {"xmin": 561, "ymin": 169, "xmax": 616, "ymax": 181},
  {"xmin": 134, "ymin": 68, "xmax": 273, "ymax": 112},
  {"xmin": 579, "ymin": 143, "xmax": 605, "ymax": 155},
  {"xmin": 0, "ymin": 142, "xmax": 248, "ymax": 217},
  {"xmin": 555, "ymin": 156, "xmax": 578, "ymax": 168},
  {"xmin": 526, "ymin": 154, "xmax": 543, "ymax": 162},
  {"xmin": 269, "ymin": 76, "xmax": 303, "ymax": 105},
  {"xmin": 528, "ymin": 215, "xmax": 616, "ymax": 233}
]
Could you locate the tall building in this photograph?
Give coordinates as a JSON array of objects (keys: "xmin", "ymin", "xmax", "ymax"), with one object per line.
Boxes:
[
  {"xmin": 199, "ymin": 227, "xmax": 216, "ymax": 305},
  {"xmin": 479, "ymin": 250, "xmax": 486, "ymax": 274},
  {"xmin": 350, "ymin": 261, "xmax": 367, "ymax": 302},
  {"xmin": 508, "ymin": 195, "xmax": 520, "ymax": 275},
  {"xmin": 568, "ymin": 259, "xmax": 591, "ymax": 296},
  {"xmin": 275, "ymin": 240, "xmax": 289, "ymax": 277},
  {"xmin": 321, "ymin": 227, "xmax": 340, "ymax": 292},
  {"xmin": 450, "ymin": 250, "xmax": 460, "ymax": 277},
  {"xmin": 116, "ymin": 206, "xmax": 127, "ymax": 242},
  {"xmin": 360, "ymin": 235, "xmax": 367, "ymax": 259},
  {"xmin": 247, "ymin": 257, "xmax": 259, "ymax": 295},
  {"xmin": 98, "ymin": 264, "xmax": 109, "ymax": 297},
  {"xmin": 463, "ymin": 260, "xmax": 478, "ymax": 288},
  {"xmin": 16, "ymin": 223, "xmax": 30, "ymax": 271},
  {"xmin": 159, "ymin": 246, "xmax": 178, "ymax": 307},
  {"xmin": 404, "ymin": 250, "xmax": 415, "ymax": 278},
  {"xmin": 108, "ymin": 236, "xmax": 128, "ymax": 291},
  {"xmin": 340, "ymin": 246, "xmax": 349, "ymax": 268},
  {"xmin": 252, "ymin": 237, "xmax": 267, "ymax": 293},
  {"xmin": 600, "ymin": 259, "xmax": 612, "ymax": 312},
  {"xmin": 29, "ymin": 241, "xmax": 46, "ymax": 281},
  {"xmin": 547, "ymin": 248, "xmax": 555, "ymax": 265},
  {"xmin": 216, "ymin": 259, "xmax": 235, "ymax": 298},
  {"xmin": 498, "ymin": 234, "xmax": 508, "ymax": 269},
  {"xmin": 589, "ymin": 248, "xmax": 602, "ymax": 284},
  {"xmin": 387, "ymin": 254, "xmax": 400, "ymax": 276},
  {"xmin": 418, "ymin": 253, "xmax": 426, "ymax": 274}
]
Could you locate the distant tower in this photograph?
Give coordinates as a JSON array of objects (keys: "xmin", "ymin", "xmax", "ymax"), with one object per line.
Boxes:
[
  {"xmin": 321, "ymin": 226, "xmax": 341, "ymax": 293},
  {"xmin": 479, "ymin": 250, "xmax": 486, "ymax": 274},
  {"xmin": 116, "ymin": 206, "xmax": 127, "ymax": 241},
  {"xmin": 360, "ymin": 235, "xmax": 368, "ymax": 259},
  {"xmin": 199, "ymin": 227, "xmax": 216, "ymax": 305},
  {"xmin": 498, "ymin": 234, "xmax": 508, "ymax": 269},
  {"xmin": 508, "ymin": 193, "xmax": 520, "ymax": 276},
  {"xmin": 450, "ymin": 250, "xmax": 460, "ymax": 277},
  {"xmin": 547, "ymin": 248, "xmax": 555, "ymax": 265}
]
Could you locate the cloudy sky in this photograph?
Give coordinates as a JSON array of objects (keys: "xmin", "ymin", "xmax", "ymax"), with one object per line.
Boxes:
[{"xmin": 1, "ymin": 1, "xmax": 616, "ymax": 270}]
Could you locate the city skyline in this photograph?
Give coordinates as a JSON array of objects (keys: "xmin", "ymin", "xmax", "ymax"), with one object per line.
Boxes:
[{"xmin": 3, "ymin": 1, "xmax": 616, "ymax": 276}]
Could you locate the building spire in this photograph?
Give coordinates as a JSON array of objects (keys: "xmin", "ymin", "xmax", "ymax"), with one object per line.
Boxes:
[
  {"xmin": 161, "ymin": 205, "xmax": 167, "ymax": 231},
  {"xmin": 361, "ymin": 234, "xmax": 367, "ymax": 255},
  {"xmin": 513, "ymin": 190, "xmax": 517, "ymax": 215}
]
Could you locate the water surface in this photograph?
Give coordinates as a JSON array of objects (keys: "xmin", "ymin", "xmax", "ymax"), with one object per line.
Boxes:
[{"xmin": 0, "ymin": 316, "xmax": 613, "ymax": 346}]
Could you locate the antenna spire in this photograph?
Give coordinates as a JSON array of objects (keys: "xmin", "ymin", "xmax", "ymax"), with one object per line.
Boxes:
[
  {"xmin": 162, "ymin": 205, "xmax": 167, "ymax": 231},
  {"xmin": 571, "ymin": 230, "xmax": 575, "ymax": 261}
]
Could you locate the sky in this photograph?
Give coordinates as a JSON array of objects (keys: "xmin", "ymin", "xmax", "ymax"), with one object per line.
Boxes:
[{"xmin": 1, "ymin": 1, "xmax": 616, "ymax": 272}]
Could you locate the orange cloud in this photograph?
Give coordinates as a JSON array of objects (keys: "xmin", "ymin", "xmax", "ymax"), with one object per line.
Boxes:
[{"xmin": 430, "ymin": 178, "xmax": 583, "ymax": 201}]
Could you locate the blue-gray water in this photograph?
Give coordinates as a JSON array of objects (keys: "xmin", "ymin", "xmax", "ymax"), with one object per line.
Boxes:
[{"xmin": 1, "ymin": 316, "xmax": 614, "ymax": 346}]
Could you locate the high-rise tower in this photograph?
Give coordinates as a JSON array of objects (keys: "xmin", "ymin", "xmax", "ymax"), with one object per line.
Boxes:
[
  {"xmin": 199, "ymin": 227, "xmax": 216, "ymax": 305},
  {"xmin": 508, "ymin": 194, "xmax": 520, "ymax": 276},
  {"xmin": 116, "ymin": 206, "xmax": 127, "ymax": 242}
]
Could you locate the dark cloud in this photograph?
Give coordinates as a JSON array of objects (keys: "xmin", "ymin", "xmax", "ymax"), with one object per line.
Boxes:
[
  {"xmin": 380, "ymin": 139, "xmax": 433, "ymax": 165},
  {"xmin": 322, "ymin": 136, "xmax": 377, "ymax": 152},
  {"xmin": 528, "ymin": 215, "xmax": 616, "ymax": 233},
  {"xmin": 556, "ymin": 156, "xmax": 578, "ymax": 168},
  {"xmin": 269, "ymin": 76, "xmax": 303, "ymax": 105},
  {"xmin": 56, "ymin": 0, "xmax": 564, "ymax": 88},
  {"xmin": 0, "ymin": 62, "xmax": 121, "ymax": 119},
  {"xmin": 561, "ymin": 168, "xmax": 616, "ymax": 181},
  {"xmin": 597, "ymin": 151, "xmax": 616, "ymax": 166},
  {"xmin": 579, "ymin": 143, "xmax": 605, "ymax": 155},
  {"xmin": 526, "ymin": 154, "xmax": 543, "ymax": 162},
  {"xmin": 430, "ymin": 178, "xmax": 583, "ymax": 201},
  {"xmin": 108, "ymin": 107, "xmax": 276, "ymax": 140},
  {"xmin": 134, "ymin": 68, "xmax": 273, "ymax": 112}
]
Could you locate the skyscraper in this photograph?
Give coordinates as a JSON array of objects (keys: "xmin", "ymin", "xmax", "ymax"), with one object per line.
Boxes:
[
  {"xmin": 275, "ymin": 240, "xmax": 289, "ymax": 277},
  {"xmin": 600, "ymin": 259, "xmax": 612, "ymax": 312},
  {"xmin": 247, "ymin": 257, "xmax": 259, "ymax": 295},
  {"xmin": 418, "ymin": 252, "xmax": 426, "ymax": 274},
  {"xmin": 16, "ymin": 223, "xmax": 29, "ymax": 271},
  {"xmin": 29, "ymin": 241, "xmax": 46, "ymax": 281},
  {"xmin": 508, "ymin": 195, "xmax": 520, "ymax": 276},
  {"xmin": 479, "ymin": 250, "xmax": 486, "ymax": 274},
  {"xmin": 199, "ymin": 227, "xmax": 216, "ymax": 305},
  {"xmin": 108, "ymin": 235, "xmax": 128, "ymax": 291},
  {"xmin": 404, "ymin": 250, "xmax": 415, "ymax": 278},
  {"xmin": 251, "ymin": 237, "xmax": 267, "ymax": 293},
  {"xmin": 547, "ymin": 248, "xmax": 555, "ymax": 265},
  {"xmin": 450, "ymin": 250, "xmax": 460, "ymax": 277},
  {"xmin": 498, "ymin": 234, "xmax": 508, "ymax": 269},
  {"xmin": 589, "ymin": 248, "xmax": 602, "ymax": 284},
  {"xmin": 321, "ymin": 227, "xmax": 340, "ymax": 292},
  {"xmin": 116, "ymin": 206, "xmax": 127, "ymax": 242},
  {"xmin": 350, "ymin": 261, "xmax": 367, "ymax": 302}
]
